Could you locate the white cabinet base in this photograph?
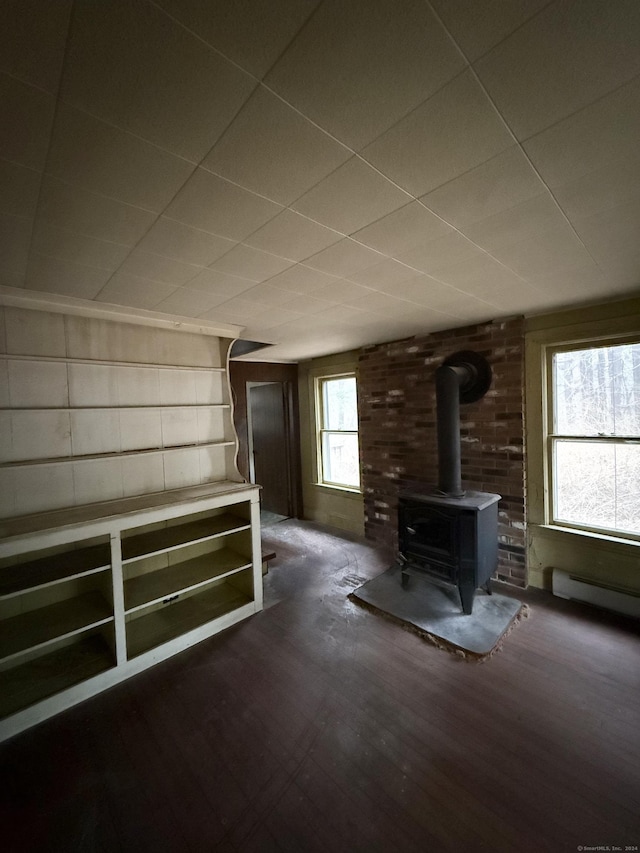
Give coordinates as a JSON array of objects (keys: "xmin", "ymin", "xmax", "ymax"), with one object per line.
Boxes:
[{"xmin": 0, "ymin": 481, "xmax": 262, "ymax": 743}]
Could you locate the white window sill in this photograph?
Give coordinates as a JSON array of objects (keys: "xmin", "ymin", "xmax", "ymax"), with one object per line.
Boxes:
[
  {"xmin": 312, "ymin": 482, "xmax": 362, "ymax": 497},
  {"xmin": 538, "ymin": 523, "xmax": 640, "ymax": 548}
]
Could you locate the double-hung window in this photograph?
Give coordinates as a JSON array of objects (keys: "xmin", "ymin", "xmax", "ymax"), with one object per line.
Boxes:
[
  {"xmin": 547, "ymin": 338, "xmax": 640, "ymax": 539},
  {"xmin": 316, "ymin": 374, "xmax": 360, "ymax": 490}
]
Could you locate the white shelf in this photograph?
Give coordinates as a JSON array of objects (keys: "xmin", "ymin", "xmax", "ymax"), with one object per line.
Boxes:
[
  {"xmin": 0, "ymin": 592, "xmax": 114, "ymax": 663},
  {"xmin": 124, "ymin": 548, "xmax": 251, "ymax": 612},
  {"xmin": 0, "ymin": 482, "xmax": 262, "ymax": 740},
  {"xmin": 0, "ymin": 633, "xmax": 116, "ymax": 720},
  {"xmin": 122, "ymin": 513, "xmax": 249, "ymax": 562},
  {"xmin": 0, "ymin": 545, "xmax": 111, "ymax": 598},
  {"xmin": 126, "ymin": 581, "xmax": 253, "ymax": 660}
]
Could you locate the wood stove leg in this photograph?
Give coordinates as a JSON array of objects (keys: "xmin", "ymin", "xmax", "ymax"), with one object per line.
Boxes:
[
  {"xmin": 459, "ymin": 582, "xmax": 475, "ymax": 615},
  {"xmin": 484, "ymin": 578, "xmax": 493, "ymax": 595}
]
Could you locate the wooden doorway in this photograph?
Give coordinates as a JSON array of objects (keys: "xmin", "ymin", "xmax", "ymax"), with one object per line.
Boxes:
[{"xmin": 247, "ymin": 381, "xmax": 292, "ymax": 516}]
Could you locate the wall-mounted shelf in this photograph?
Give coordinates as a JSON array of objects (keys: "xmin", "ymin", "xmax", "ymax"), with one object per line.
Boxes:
[{"xmin": 0, "ymin": 481, "xmax": 262, "ymax": 742}]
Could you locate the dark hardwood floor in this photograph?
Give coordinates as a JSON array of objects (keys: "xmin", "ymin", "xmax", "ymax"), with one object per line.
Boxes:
[{"xmin": 2, "ymin": 520, "xmax": 639, "ymax": 852}]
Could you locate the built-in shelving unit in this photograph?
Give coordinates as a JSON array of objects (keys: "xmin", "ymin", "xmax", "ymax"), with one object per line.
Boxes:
[{"xmin": 0, "ymin": 481, "xmax": 262, "ymax": 742}]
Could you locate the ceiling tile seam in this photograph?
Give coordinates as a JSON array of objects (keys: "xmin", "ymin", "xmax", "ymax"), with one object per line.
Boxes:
[
  {"xmin": 248, "ymin": 0, "xmax": 325, "ymax": 83},
  {"xmin": 430, "ymin": 0, "xmax": 556, "ymax": 66},
  {"xmin": 0, "ymin": 67, "xmax": 58, "ymax": 100},
  {"xmin": 145, "ymin": 0, "xmax": 262, "ymax": 83},
  {"xmin": 342, "ymin": 267, "xmax": 511, "ymax": 313},
  {"xmin": 337, "ymin": 156, "xmax": 548, "ymax": 299},
  {"xmin": 87, "ymin": 88, "xmax": 282, "ymax": 301},
  {"xmin": 21, "ymin": 0, "xmax": 77, "ymax": 292},
  {"xmin": 426, "ymin": 0, "xmax": 622, "ymax": 283},
  {"xmin": 412, "ymin": 2, "xmax": 609, "ymax": 298}
]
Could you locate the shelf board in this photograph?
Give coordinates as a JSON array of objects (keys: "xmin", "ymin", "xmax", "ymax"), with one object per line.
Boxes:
[
  {"xmin": 0, "ymin": 634, "xmax": 115, "ymax": 720},
  {"xmin": 0, "ymin": 592, "xmax": 114, "ymax": 663},
  {"xmin": 124, "ymin": 548, "xmax": 251, "ymax": 612},
  {"xmin": 122, "ymin": 513, "xmax": 250, "ymax": 561},
  {"xmin": 0, "ymin": 545, "xmax": 111, "ymax": 598},
  {"xmin": 126, "ymin": 583, "xmax": 252, "ymax": 659}
]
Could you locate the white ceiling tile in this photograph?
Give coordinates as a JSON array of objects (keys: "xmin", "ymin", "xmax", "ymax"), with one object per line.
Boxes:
[
  {"xmin": 239, "ymin": 284, "xmax": 305, "ymax": 308},
  {"xmin": 489, "ymin": 223, "xmax": 594, "ymax": 278},
  {"xmin": 584, "ymin": 246, "xmax": 640, "ymax": 291},
  {"xmin": 25, "ymin": 253, "xmax": 113, "ymax": 300},
  {"xmin": 311, "ymin": 279, "xmax": 376, "ymax": 304},
  {"xmin": 136, "ymin": 217, "xmax": 237, "ymax": 267},
  {"xmin": 31, "ymin": 221, "xmax": 131, "ymax": 271},
  {"xmin": 475, "ymin": 0, "xmax": 640, "ymax": 140},
  {"xmin": 119, "ymin": 248, "xmax": 204, "ymax": 285},
  {"xmin": 362, "ymin": 70, "xmax": 513, "ymax": 197},
  {"xmin": 209, "ymin": 244, "xmax": 293, "ymax": 282},
  {"xmin": 430, "ymin": 0, "xmax": 549, "ymax": 62},
  {"xmin": 430, "ymin": 255, "xmax": 535, "ymax": 309},
  {"xmin": 311, "ymin": 304, "xmax": 369, "ymax": 324},
  {"xmin": 421, "ymin": 145, "xmax": 546, "ymax": 228},
  {"xmin": 570, "ymin": 195, "xmax": 640, "ymax": 261},
  {"xmin": 47, "ymin": 103, "xmax": 194, "ymax": 212},
  {"xmin": 529, "ymin": 263, "xmax": 611, "ymax": 300},
  {"xmin": 462, "ymin": 193, "xmax": 568, "ymax": 253},
  {"xmin": 384, "ymin": 273, "xmax": 490, "ymax": 317},
  {"xmin": 553, "ymin": 156, "xmax": 640, "ymax": 222},
  {"xmin": 523, "ymin": 76, "xmax": 640, "ymax": 187},
  {"xmin": 153, "ymin": 0, "xmax": 320, "ymax": 79},
  {"xmin": 272, "ymin": 293, "xmax": 331, "ymax": 315},
  {"xmin": 0, "ymin": 0, "xmax": 73, "ymax": 93},
  {"xmin": 352, "ymin": 201, "xmax": 454, "ymax": 256},
  {"xmin": 202, "ymin": 86, "xmax": 351, "ymax": 205},
  {"xmin": 0, "ymin": 213, "xmax": 31, "ymax": 287},
  {"xmin": 264, "ymin": 265, "xmax": 341, "ymax": 294},
  {"xmin": 62, "ymin": 0, "xmax": 255, "ymax": 162},
  {"xmin": 0, "ymin": 160, "xmax": 41, "ymax": 219},
  {"xmin": 208, "ymin": 296, "xmax": 265, "ymax": 319},
  {"xmin": 37, "ymin": 176, "xmax": 157, "ymax": 246},
  {"xmin": 0, "ymin": 74, "xmax": 55, "ymax": 170},
  {"xmin": 339, "ymin": 290, "xmax": 413, "ymax": 313},
  {"xmin": 397, "ymin": 231, "xmax": 487, "ymax": 275},
  {"xmin": 265, "ymin": 0, "xmax": 465, "ymax": 150},
  {"xmin": 292, "ymin": 157, "xmax": 412, "ymax": 235},
  {"xmin": 151, "ymin": 287, "xmax": 228, "ymax": 317},
  {"xmin": 304, "ymin": 238, "xmax": 384, "ymax": 277},
  {"xmin": 241, "ymin": 306, "xmax": 304, "ymax": 330},
  {"xmin": 244, "ymin": 209, "xmax": 342, "ymax": 262},
  {"xmin": 165, "ymin": 168, "xmax": 282, "ymax": 241},
  {"xmin": 185, "ymin": 268, "xmax": 256, "ymax": 298},
  {"xmin": 350, "ymin": 258, "xmax": 419, "ymax": 289},
  {"xmin": 95, "ymin": 272, "xmax": 178, "ymax": 309}
]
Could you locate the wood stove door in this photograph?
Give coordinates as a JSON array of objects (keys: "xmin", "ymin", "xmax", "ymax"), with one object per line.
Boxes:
[{"xmin": 399, "ymin": 502, "xmax": 459, "ymax": 581}]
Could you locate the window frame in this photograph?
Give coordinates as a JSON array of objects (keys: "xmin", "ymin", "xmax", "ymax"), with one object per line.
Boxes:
[
  {"xmin": 314, "ymin": 372, "xmax": 361, "ymax": 492},
  {"xmin": 544, "ymin": 333, "xmax": 640, "ymax": 542}
]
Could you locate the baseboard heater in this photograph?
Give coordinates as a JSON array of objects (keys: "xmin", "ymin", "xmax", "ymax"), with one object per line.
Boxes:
[{"xmin": 552, "ymin": 568, "xmax": 640, "ymax": 619}]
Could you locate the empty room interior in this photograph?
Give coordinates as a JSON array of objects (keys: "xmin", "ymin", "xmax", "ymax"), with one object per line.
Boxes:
[{"xmin": 1, "ymin": 1, "xmax": 639, "ymax": 850}]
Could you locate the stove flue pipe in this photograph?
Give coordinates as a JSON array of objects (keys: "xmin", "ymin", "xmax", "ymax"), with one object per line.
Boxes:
[
  {"xmin": 435, "ymin": 363, "xmax": 473, "ymax": 498},
  {"xmin": 434, "ymin": 350, "xmax": 493, "ymax": 498}
]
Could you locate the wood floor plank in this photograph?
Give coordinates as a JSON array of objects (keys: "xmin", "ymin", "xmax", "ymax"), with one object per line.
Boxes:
[{"xmin": 1, "ymin": 519, "xmax": 639, "ymax": 851}]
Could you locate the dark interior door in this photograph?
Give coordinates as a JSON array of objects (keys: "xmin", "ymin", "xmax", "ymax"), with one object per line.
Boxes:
[{"xmin": 249, "ymin": 382, "xmax": 290, "ymax": 516}]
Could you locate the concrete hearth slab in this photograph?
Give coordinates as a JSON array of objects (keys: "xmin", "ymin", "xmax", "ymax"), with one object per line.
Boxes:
[{"xmin": 351, "ymin": 566, "xmax": 524, "ymax": 658}]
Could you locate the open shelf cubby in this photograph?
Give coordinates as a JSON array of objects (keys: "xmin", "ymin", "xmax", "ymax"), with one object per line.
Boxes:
[{"xmin": 0, "ymin": 482, "xmax": 262, "ymax": 741}]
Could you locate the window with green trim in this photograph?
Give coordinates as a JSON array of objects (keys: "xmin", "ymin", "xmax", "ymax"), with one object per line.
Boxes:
[
  {"xmin": 547, "ymin": 338, "xmax": 640, "ymax": 539},
  {"xmin": 316, "ymin": 374, "xmax": 360, "ymax": 490}
]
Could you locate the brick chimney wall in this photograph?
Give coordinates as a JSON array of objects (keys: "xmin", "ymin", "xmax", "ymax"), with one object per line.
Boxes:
[{"xmin": 358, "ymin": 317, "xmax": 526, "ymax": 587}]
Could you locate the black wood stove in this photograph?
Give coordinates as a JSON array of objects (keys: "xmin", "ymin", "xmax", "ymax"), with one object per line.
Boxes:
[{"xmin": 398, "ymin": 351, "xmax": 501, "ymax": 615}]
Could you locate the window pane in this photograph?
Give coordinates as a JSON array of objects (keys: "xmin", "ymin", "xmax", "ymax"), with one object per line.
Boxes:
[
  {"xmin": 553, "ymin": 343, "xmax": 640, "ymax": 436},
  {"xmin": 322, "ymin": 432, "xmax": 360, "ymax": 488},
  {"xmin": 554, "ymin": 440, "xmax": 640, "ymax": 535},
  {"xmin": 322, "ymin": 377, "xmax": 358, "ymax": 430}
]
